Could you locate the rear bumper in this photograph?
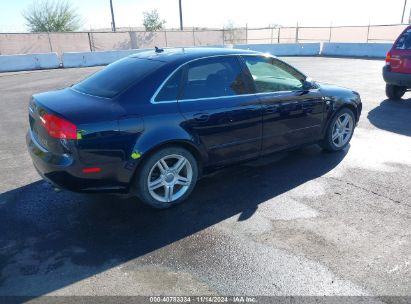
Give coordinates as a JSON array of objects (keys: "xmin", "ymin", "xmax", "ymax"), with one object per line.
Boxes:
[
  {"xmin": 383, "ymin": 65, "xmax": 411, "ymax": 87},
  {"xmin": 26, "ymin": 130, "xmax": 128, "ymax": 193}
]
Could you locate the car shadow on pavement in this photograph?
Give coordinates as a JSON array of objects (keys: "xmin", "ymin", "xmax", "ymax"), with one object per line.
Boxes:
[
  {"xmin": 368, "ymin": 98, "xmax": 411, "ymax": 137},
  {"xmin": 0, "ymin": 145, "xmax": 347, "ymax": 297}
]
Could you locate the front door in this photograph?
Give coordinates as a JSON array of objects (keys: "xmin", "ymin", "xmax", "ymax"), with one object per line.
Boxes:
[{"xmin": 241, "ymin": 55, "xmax": 325, "ymax": 154}]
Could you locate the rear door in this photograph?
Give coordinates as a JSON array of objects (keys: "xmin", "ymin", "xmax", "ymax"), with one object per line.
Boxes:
[
  {"xmin": 175, "ymin": 56, "xmax": 263, "ymax": 165},
  {"xmin": 241, "ymin": 55, "xmax": 324, "ymax": 154},
  {"xmin": 390, "ymin": 26, "xmax": 411, "ymax": 74}
]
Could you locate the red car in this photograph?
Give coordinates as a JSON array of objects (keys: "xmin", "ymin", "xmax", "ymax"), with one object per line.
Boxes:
[{"xmin": 383, "ymin": 25, "xmax": 411, "ymax": 99}]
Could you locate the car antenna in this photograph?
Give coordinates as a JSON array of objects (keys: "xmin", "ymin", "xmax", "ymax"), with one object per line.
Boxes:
[{"xmin": 155, "ymin": 46, "xmax": 164, "ymax": 53}]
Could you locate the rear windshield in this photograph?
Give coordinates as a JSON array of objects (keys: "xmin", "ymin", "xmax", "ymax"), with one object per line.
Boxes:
[
  {"xmin": 394, "ymin": 28, "xmax": 411, "ymax": 50},
  {"xmin": 73, "ymin": 57, "xmax": 164, "ymax": 98}
]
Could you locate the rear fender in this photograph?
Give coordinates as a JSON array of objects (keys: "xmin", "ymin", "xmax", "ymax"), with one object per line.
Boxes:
[
  {"xmin": 132, "ymin": 125, "xmax": 208, "ymax": 163},
  {"xmin": 121, "ymin": 122, "xmax": 208, "ymax": 190}
]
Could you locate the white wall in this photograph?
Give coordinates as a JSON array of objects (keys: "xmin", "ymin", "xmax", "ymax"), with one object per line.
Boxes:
[
  {"xmin": 235, "ymin": 43, "xmax": 321, "ymax": 56},
  {"xmin": 321, "ymin": 43, "xmax": 391, "ymax": 58},
  {"xmin": 0, "ymin": 44, "xmax": 391, "ymax": 73},
  {"xmin": 0, "ymin": 53, "xmax": 59, "ymax": 72},
  {"xmin": 62, "ymin": 49, "xmax": 149, "ymax": 68}
]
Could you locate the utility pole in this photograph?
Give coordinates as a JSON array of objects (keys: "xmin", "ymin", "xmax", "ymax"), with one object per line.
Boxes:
[
  {"xmin": 402, "ymin": 0, "xmax": 408, "ymax": 23},
  {"xmin": 179, "ymin": 0, "xmax": 183, "ymax": 30},
  {"xmin": 110, "ymin": 0, "xmax": 116, "ymax": 32}
]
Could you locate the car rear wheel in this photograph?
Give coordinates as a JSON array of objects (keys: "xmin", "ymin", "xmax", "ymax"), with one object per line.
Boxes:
[
  {"xmin": 321, "ymin": 108, "xmax": 355, "ymax": 152},
  {"xmin": 386, "ymin": 84, "xmax": 406, "ymax": 99},
  {"xmin": 135, "ymin": 146, "xmax": 198, "ymax": 209}
]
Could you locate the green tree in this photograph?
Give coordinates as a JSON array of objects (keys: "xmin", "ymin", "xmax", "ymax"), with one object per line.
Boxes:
[
  {"xmin": 22, "ymin": 0, "xmax": 83, "ymax": 32},
  {"xmin": 142, "ymin": 9, "xmax": 166, "ymax": 32}
]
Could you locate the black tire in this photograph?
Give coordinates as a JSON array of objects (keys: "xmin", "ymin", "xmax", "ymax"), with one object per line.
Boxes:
[
  {"xmin": 134, "ymin": 146, "xmax": 198, "ymax": 209},
  {"xmin": 321, "ymin": 108, "xmax": 356, "ymax": 152},
  {"xmin": 386, "ymin": 84, "xmax": 406, "ymax": 99}
]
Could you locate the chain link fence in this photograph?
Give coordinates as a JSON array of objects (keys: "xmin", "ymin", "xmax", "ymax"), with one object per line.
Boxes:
[{"xmin": 0, "ymin": 24, "xmax": 409, "ymax": 56}]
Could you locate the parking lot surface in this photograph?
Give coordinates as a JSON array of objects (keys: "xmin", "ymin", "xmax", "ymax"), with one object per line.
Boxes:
[{"xmin": 0, "ymin": 57, "xmax": 410, "ymax": 297}]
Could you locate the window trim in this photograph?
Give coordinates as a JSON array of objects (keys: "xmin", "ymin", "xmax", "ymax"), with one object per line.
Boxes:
[{"xmin": 150, "ymin": 54, "xmax": 275, "ymax": 104}]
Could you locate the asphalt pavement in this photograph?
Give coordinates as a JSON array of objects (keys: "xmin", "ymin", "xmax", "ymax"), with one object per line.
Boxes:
[{"xmin": 0, "ymin": 57, "xmax": 410, "ymax": 298}]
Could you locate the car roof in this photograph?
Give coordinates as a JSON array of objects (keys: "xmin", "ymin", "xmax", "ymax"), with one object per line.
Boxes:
[{"xmin": 129, "ymin": 47, "xmax": 264, "ymax": 65}]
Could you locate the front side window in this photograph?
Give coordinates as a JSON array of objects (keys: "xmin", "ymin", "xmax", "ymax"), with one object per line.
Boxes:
[
  {"xmin": 180, "ymin": 56, "xmax": 249, "ymax": 100},
  {"xmin": 243, "ymin": 56, "xmax": 304, "ymax": 93}
]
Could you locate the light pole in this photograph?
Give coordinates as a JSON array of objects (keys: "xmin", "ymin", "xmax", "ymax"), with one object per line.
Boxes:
[
  {"xmin": 110, "ymin": 0, "xmax": 116, "ymax": 32},
  {"xmin": 179, "ymin": 0, "xmax": 183, "ymax": 30},
  {"xmin": 401, "ymin": 0, "xmax": 408, "ymax": 24}
]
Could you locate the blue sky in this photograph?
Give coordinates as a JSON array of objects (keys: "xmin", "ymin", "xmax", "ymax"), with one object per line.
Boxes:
[{"xmin": 1, "ymin": 0, "xmax": 410, "ymax": 32}]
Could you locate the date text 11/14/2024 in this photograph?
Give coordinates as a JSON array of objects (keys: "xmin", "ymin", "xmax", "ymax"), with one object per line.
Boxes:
[{"xmin": 149, "ymin": 296, "xmax": 257, "ymax": 303}]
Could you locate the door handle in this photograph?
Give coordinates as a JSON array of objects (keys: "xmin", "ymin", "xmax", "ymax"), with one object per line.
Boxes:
[
  {"xmin": 193, "ymin": 113, "xmax": 210, "ymax": 122},
  {"xmin": 265, "ymin": 104, "xmax": 279, "ymax": 113}
]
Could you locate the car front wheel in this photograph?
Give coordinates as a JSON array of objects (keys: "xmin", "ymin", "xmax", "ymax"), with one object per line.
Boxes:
[
  {"xmin": 321, "ymin": 108, "xmax": 356, "ymax": 152},
  {"xmin": 386, "ymin": 84, "xmax": 406, "ymax": 99},
  {"xmin": 135, "ymin": 146, "xmax": 198, "ymax": 209}
]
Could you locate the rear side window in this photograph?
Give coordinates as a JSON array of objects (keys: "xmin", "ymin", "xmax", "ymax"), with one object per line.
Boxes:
[
  {"xmin": 73, "ymin": 57, "xmax": 163, "ymax": 98},
  {"xmin": 394, "ymin": 28, "xmax": 411, "ymax": 49},
  {"xmin": 155, "ymin": 68, "xmax": 183, "ymax": 102},
  {"xmin": 180, "ymin": 56, "xmax": 249, "ymax": 100}
]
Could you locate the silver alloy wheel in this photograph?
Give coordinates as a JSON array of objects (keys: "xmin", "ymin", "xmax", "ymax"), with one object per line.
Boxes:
[
  {"xmin": 147, "ymin": 154, "xmax": 193, "ymax": 203},
  {"xmin": 332, "ymin": 113, "xmax": 354, "ymax": 148}
]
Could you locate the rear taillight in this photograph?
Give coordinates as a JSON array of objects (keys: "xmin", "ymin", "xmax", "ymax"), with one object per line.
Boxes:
[
  {"xmin": 41, "ymin": 113, "xmax": 77, "ymax": 140},
  {"xmin": 385, "ymin": 51, "xmax": 391, "ymax": 65},
  {"xmin": 82, "ymin": 167, "xmax": 101, "ymax": 173}
]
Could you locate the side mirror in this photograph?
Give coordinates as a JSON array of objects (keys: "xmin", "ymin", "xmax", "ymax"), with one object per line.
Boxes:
[{"xmin": 302, "ymin": 77, "xmax": 314, "ymax": 90}]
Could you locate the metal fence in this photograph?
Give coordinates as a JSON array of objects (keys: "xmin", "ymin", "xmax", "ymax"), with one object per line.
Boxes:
[
  {"xmin": 228, "ymin": 24, "xmax": 410, "ymax": 44},
  {"xmin": 0, "ymin": 24, "xmax": 409, "ymax": 56}
]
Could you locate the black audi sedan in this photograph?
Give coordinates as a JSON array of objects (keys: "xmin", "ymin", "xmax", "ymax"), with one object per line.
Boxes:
[{"xmin": 27, "ymin": 47, "xmax": 361, "ymax": 208}]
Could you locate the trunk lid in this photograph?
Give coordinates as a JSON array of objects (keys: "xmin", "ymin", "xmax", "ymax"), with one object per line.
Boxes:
[{"xmin": 29, "ymin": 88, "xmax": 125, "ymax": 154}]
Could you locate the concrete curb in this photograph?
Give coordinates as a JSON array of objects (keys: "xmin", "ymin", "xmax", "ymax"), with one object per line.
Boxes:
[
  {"xmin": 235, "ymin": 43, "xmax": 321, "ymax": 56},
  {"xmin": 321, "ymin": 43, "xmax": 391, "ymax": 58},
  {"xmin": 62, "ymin": 49, "xmax": 149, "ymax": 68},
  {"xmin": 0, "ymin": 53, "xmax": 59, "ymax": 72},
  {"xmin": 0, "ymin": 43, "xmax": 392, "ymax": 73}
]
